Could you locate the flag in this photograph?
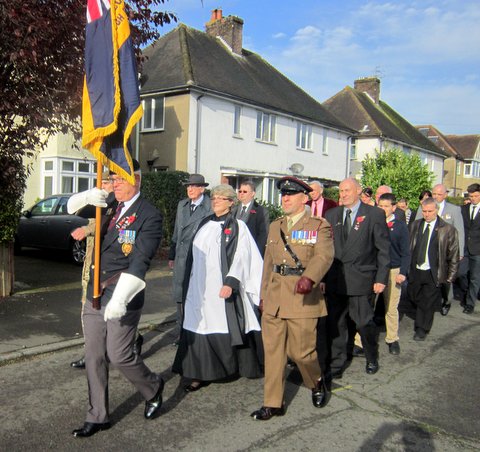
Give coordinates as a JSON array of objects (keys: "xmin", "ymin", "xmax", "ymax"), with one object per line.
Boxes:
[{"xmin": 82, "ymin": 0, "xmax": 142, "ymax": 184}]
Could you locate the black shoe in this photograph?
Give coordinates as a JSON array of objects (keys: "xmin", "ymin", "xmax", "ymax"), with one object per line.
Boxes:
[
  {"xmin": 352, "ymin": 345, "xmax": 365, "ymax": 357},
  {"xmin": 366, "ymin": 361, "xmax": 379, "ymax": 375},
  {"xmin": 133, "ymin": 333, "xmax": 143, "ymax": 356},
  {"xmin": 388, "ymin": 341, "xmax": 400, "ymax": 355},
  {"xmin": 463, "ymin": 305, "xmax": 474, "ymax": 314},
  {"xmin": 312, "ymin": 379, "xmax": 330, "ymax": 408},
  {"xmin": 184, "ymin": 380, "xmax": 209, "ymax": 393},
  {"xmin": 250, "ymin": 405, "xmax": 285, "ymax": 420},
  {"xmin": 330, "ymin": 368, "xmax": 344, "ymax": 380},
  {"xmin": 413, "ymin": 329, "xmax": 426, "ymax": 341},
  {"xmin": 144, "ymin": 378, "xmax": 164, "ymax": 419},
  {"xmin": 70, "ymin": 357, "xmax": 86, "ymax": 369},
  {"xmin": 72, "ymin": 422, "xmax": 111, "ymax": 437},
  {"xmin": 286, "ymin": 359, "xmax": 297, "ymax": 369},
  {"xmin": 440, "ymin": 303, "xmax": 451, "ymax": 316}
]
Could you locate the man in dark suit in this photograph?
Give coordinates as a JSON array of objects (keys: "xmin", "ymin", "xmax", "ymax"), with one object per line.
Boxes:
[
  {"xmin": 408, "ymin": 197, "xmax": 459, "ymax": 339},
  {"xmin": 324, "ymin": 178, "xmax": 390, "ymax": 376},
  {"xmin": 232, "ymin": 180, "xmax": 269, "ymax": 256},
  {"xmin": 168, "ymin": 174, "xmax": 212, "ymax": 341},
  {"xmin": 307, "ymin": 180, "xmax": 337, "ymax": 217},
  {"xmin": 69, "ymin": 161, "xmax": 164, "ymax": 437},
  {"xmin": 461, "ymin": 183, "xmax": 480, "ymax": 314}
]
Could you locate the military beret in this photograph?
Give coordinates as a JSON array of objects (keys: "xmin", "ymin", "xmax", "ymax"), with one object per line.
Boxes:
[{"xmin": 276, "ymin": 176, "xmax": 312, "ymax": 195}]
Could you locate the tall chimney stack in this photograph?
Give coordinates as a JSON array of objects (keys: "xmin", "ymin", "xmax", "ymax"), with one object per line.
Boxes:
[
  {"xmin": 205, "ymin": 10, "xmax": 244, "ymax": 55},
  {"xmin": 354, "ymin": 77, "xmax": 381, "ymax": 104}
]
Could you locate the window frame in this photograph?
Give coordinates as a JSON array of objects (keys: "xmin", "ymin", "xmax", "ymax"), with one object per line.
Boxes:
[
  {"xmin": 141, "ymin": 95, "xmax": 165, "ymax": 132},
  {"xmin": 296, "ymin": 122, "xmax": 313, "ymax": 151},
  {"xmin": 256, "ymin": 111, "xmax": 276, "ymax": 143}
]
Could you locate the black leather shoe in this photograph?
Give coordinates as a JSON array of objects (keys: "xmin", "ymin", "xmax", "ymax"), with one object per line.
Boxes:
[
  {"xmin": 440, "ymin": 303, "xmax": 451, "ymax": 316},
  {"xmin": 352, "ymin": 345, "xmax": 365, "ymax": 357},
  {"xmin": 250, "ymin": 405, "xmax": 285, "ymax": 420},
  {"xmin": 72, "ymin": 422, "xmax": 111, "ymax": 437},
  {"xmin": 144, "ymin": 378, "xmax": 164, "ymax": 419},
  {"xmin": 312, "ymin": 379, "xmax": 330, "ymax": 408},
  {"xmin": 413, "ymin": 329, "xmax": 426, "ymax": 341},
  {"xmin": 330, "ymin": 368, "xmax": 343, "ymax": 380},
  {"xmin": 70, "ymin": 357, "xmax": 86, "ymax": 369},
  {"xmin": 388, "ymin": 341, "xmax": 400, "ymax": 355},
  {"xmin": 463, "ymin": 305, "xmax": 474, "ymax": 314},
  {"xmin": 366, "ymin": 361, "xmax": 379, "ymax": 375},
  {"xmin": 184, "ymin": 380, "xmax": 210, "ymax": 392},
  {"xmin": 133, "ymin": 333, "xmax": 143, "ymax": 356}
]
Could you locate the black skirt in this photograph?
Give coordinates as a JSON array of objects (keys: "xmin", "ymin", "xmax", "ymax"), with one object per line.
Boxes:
[{"xmin": 172, "ymin": 328, "xmax": 263, "ymax": 381}]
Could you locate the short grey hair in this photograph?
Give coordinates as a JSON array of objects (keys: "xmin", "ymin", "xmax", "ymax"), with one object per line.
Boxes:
[
  {"xmin": 421, "ymin": 197, "xmax": 438, "ymax": 208},
  {"xmin": 211, "ymin": 184, "xmax": 237, "ymax": 201},
  {"xmin": 309, "ymin": 180, "xmax": 324, "ymax": 190}
]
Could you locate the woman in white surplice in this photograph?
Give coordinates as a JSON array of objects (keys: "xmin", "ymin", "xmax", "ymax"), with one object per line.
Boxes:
[{"xmin": 172, "ymin": 184, "xmax": 264, "ymax": 392}]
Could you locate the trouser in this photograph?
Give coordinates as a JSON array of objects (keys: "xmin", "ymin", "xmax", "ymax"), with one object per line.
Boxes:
[
  {"xmin": 466, "ymin": 253, "xmax": 480, "ymax": 308},
  {"xmin": 83, "ymin": 302, "xmax": 161, "ymax": 424},
  {"xmin": 326, "ymin": 293, "xmax": 378, "ymax": 370},
  {"xmin": 408, "ymin": 268, "xmax": 441, "ymax": 333},
  {"xmin": 262, "ymin": 314, "xmax": 321, "ymax": 408}
]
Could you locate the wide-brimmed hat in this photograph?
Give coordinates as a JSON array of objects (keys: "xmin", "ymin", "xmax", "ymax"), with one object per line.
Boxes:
[{"xmin": 183, "ymin": 174, "xmax": 209, "ymax": 187}]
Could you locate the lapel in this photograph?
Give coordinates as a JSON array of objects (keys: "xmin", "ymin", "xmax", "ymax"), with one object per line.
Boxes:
[
  {"xmin": 182, "ymin": 198, "xmax": 207, "ymax": 228},
  {"xmin": 102, "ymin": 197, "xmax": 143, "ymax": 251},
  {"xmin": 342, "ymin": 203, "xmax": 368, "ymax": 250}
]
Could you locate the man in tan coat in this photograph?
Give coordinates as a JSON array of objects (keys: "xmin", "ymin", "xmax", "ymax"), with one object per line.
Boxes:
[{"xmin": 251, "ymin": 177, "xmax": 334, "ymax": 421}]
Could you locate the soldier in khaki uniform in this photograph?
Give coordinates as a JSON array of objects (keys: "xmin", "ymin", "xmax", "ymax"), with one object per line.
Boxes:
[{"xmin": 251, "ymin": 177, "xmax": 334, "ymax": 421}]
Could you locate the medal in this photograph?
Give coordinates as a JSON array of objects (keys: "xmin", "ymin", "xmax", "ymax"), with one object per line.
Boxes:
[
  {"xmin": 118, "ymin": 230, "xmax": 136, "ymax": 256},
  {"xmin": 121, "ymin": 243, "xmax": 133, "ymax": 256}
]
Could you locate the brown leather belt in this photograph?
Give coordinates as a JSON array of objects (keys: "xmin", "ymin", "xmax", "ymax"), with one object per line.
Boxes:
[{"xmin": 273, "ymin": 264, "xmax": 304, "ymax": 276}]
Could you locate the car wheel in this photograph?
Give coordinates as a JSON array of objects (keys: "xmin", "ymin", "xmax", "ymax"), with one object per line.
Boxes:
[{"xmin": 71, "ymin": 239, "xmax": 86, "ymax": 265}]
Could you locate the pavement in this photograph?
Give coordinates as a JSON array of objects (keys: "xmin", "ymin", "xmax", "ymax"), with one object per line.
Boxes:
[{"xmin": 0, "ymin": 250, "xmax": 479, "ymax": 451}]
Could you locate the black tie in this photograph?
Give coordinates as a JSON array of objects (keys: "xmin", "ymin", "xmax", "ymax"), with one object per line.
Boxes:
[
  {"xmin": 190, "ymin": 203, "xmax": 196, "ymax": 215},
  {"xmin": 107, "ymin": 202, "xmax": 124, "ymax": 231},
  {"xmin": 471, "ymin": 205, "xmax": 477, "ymax": 221},
  {"xmin": 343, "ymin": 208, "xmax": 352, "ymax": 241},
  {"xmin": 240, "ymin": 205, "xmax": 247, "ymax": 219},
  {"xmin": 416, "ymin": 223, "xmax": 430, "ymax": 266}
]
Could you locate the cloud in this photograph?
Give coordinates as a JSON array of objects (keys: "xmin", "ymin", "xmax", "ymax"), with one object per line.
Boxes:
[{"xmin": 272, "ymin": 32, "xmax": 286, "ymax": 39}]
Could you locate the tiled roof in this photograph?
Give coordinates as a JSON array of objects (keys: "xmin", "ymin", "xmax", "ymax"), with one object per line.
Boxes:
[
  {"xmin": 444, "ymin": 135, "xmax": 480, "ymax": 160},
  {"xmin": 323, "ymin": 86, "xmax": 448, "ymax": 157},
  {"xmin": 140, "ymin": 24, "xmax": 352, "ymax": 132},
  {"xmin": 415, "ymin": 125, "xmax": 458, "ymax": 158}
]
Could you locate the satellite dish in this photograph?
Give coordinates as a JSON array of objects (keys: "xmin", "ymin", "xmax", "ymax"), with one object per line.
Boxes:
[{"xmin": 289, "ymin": 163, "xmax": 304, "ymax": 175}]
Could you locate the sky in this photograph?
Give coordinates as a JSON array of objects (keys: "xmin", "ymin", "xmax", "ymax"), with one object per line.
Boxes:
[{"xmin": 156, "ymin": 0, "xmax": 480, "ymax": 135}]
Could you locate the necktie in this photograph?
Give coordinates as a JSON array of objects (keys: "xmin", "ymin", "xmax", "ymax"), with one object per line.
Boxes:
[
  {"xmin": 107, "ymin": 202, "xmax": 124, "ymax": 231},
  {"xmin": 190, "ymin": 203, "xmax": 196, "ymax": 215},
  {"xmin": 416, "ymin": 223, "xmax": 430, "ymax": 265},
  {"xmin": 240, "ymin": 205, "xmax": 247, "ymax": 219},
  {"xmin": 471, "ymin": 205, "xmax": 477, "ymax": 221},
  {"xmin": 287, "ymin": 218, "xmax": 294, "ymax": 231},
  {"xmin": 343, "ymin": 208, "xmax": 352, "ymax": 241},
  {"xmin": 312, "ymin": 202, "xmax": 317, "ymax": 217}
]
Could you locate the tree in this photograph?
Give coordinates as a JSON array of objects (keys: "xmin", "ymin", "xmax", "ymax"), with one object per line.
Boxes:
[
  {"xmin": 361, "ymin": 147, "xmax": 435, "ymax": 210},
  {"xmin": 0, "ymin": 0, "xmax": 176, "ymax": 296}
]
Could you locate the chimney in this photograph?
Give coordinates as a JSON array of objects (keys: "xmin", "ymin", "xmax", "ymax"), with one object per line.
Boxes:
[
  {"xmin": 354, "ymin": 77, "xmax": 381, "ymax": 104},
  {"xmin": 205, "ymin": 9, "xmax": 244, "ymax": 55}
]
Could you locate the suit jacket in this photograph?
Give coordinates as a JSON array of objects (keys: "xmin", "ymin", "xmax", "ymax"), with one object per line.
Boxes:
[
  {"xmin": 87, "ymin": 195, "xmax": 163, "ymax": 310},
  {"xmin": 409, "ymin": 217, "xmax": 459, "ymax": 285},
  {"xmin": 261, "ymin": 210, "xmax": 334, "ymax": 319},
  {"xmin": 461, "ymin": 203, "xmax": 480, "ymax": 255},
  {"xmin": 168, "ymin": 195, "xmax": 212, "ymax": 303},
  {"xmin": 307, "ymin": 197, "xmax": 337, "ymax": 217},
  {"xmin": 325, "ymin": 203, "xmax": 390, "ymax": 296},
  {"xmin": 232, "ymin": 200, "xmax": 268, "ymax": 256}
]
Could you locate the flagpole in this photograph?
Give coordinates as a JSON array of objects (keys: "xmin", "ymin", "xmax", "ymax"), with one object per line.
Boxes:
[{"xmin": 92, "ymin": 159, "xmax": 103, "ymax": 310}]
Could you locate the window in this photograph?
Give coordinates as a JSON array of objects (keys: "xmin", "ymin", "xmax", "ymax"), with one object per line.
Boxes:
[
  {"xmin": 402, "ymin": 146, "xmax": 411, "ymax": 155},
  {"xmin": 78, "ymin": 177, "xmax": 90, "ymax": 192},
  {"xmin": 31, "ymin": 197, "xmax": 57, "ymax": 216},
  {"xmin": 431, "ymin": 159, "xmax": 435, "ymax": 171},
  {"xmin": 322, "ymin": 130, "xmax": 328, "ymax": 155},
  {"xmin": 350, "ymin": 139, "xmax": 357, "ymax": 160},
  {"xmin": 256, "ymin": 111, "xmax": 276, "ymax": 143},
  {"xmin": 233, "ymin": 105, "xmax": 242, "ymax": 136},
  {"xmin": 296, "ymin": 122, "xmax": 312, "ymax": 150},
  {"xmin": 62, "ymin": 176, "xmax": 74, "ymax": 193},
  {"xmin": 141, "ymin": 96, "xmax": 165, "ymax": 131},
  {"xmin": 465, "ymin": 164, "xmax": 471, "ymax": 177},
  {"xmin": 62, "ymin": 161, "xmax": 74, "ymax": 172},
  {"xmin": 44, "ymin": 176, "xmax": 53, "ymax": 197},
  {"xmin": 78, "ymin": 162, "xmax": 91, "ymax": 173},
  {"xmin": 44, "ymin": 161, "xmax": 53, "ymax": 171}
]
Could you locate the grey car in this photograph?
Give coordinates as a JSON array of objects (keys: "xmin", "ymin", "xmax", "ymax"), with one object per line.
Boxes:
[{"xmin": 15, "ymin": 194, "xmax": 89, "ymax": 265}]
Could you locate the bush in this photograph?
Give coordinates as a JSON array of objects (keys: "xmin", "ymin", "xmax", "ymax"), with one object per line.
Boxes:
[
  {"xmin": 259, "ymin": 200, "xmax": 283, "ymax": 222},
  {"xmin": 141, "ymin": 171, "xmax": 189, "ymax": 246},
  {"xmin": 323, "ymin": 187, "xmax": 339, "ymax": 202}
]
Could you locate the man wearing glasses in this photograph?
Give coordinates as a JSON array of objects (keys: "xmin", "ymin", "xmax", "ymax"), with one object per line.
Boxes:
[
  {"xmin": 233, "ymin": 180, "xmax": 269, "ymax": 257},
  {"xmin": 168, "ymin": 174, "xmax": 212, "ymax": 343},
  {"xmin": 67, "ymin": 159, "xmax": 165, "ymax": 437}
]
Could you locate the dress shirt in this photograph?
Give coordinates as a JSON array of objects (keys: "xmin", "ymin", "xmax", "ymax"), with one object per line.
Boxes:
[{"xmin": 417, "ymin": 218, "xmax": 437, "ymax": 270}]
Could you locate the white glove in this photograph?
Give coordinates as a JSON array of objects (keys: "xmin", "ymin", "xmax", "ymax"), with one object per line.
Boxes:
[
  {"xmin": 104, "ymin": 273, "xmax": 146, "ymax": 321},
  {"xmin": 67, "ymin": 188, "xmax": 108, "ymax": 214}
]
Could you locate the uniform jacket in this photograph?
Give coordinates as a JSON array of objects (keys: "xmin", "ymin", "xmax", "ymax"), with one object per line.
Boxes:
[
  {"xmin": 232, "ymin": 200, "xmax": 268, "ymax": 256},
  {"xmin": 261, "ymin": 210, "xmax": 334, "ymax": 319},
  {"xmin": 409, "ymin": 217, "xmax": 459, "ymax": 286},
  {"xmin": 168, "ymin": 195, "xmax": 212, "ymax": 303},
  {"xmin": 87, "ymin": 195, "xmax": 163, "ymax": 310},
  {"xmin": 461, "ymin": 203, "xmax": 480, "ymax": 256},
  {"xmin": 306, "ymin": 197, "xmax": 337, "ymax": 217},
  {"xmin": 324, "ymin": 203, "xmax": 391, "ymax": 296}
]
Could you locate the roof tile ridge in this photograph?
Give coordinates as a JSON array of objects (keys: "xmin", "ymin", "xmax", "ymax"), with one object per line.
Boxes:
[
  {"xmin": 178, "ymin": 24, "xmax": 195, "ymax": 85},
  {"xmin": 348, "ymin": 87, "xmax": 381, "ymax": 134}
]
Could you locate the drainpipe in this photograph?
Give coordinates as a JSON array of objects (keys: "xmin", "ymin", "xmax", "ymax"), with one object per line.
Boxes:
[
  {"xmin": 346, "ymin": 135, "xmax": 352, "ymax": 178},
  {"xmin": 194, "ymin": 93, "xmax": 205, "ymax": 173}
]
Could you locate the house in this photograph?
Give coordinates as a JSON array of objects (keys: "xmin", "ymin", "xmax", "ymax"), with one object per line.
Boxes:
[
  {"xmin": 136, "ymin": 9, "xmax": 354, "ymax": 202},
  {"xmin": 323, "ymin": 77, "xmax": 449, "ymax": 184},
  {"xmin": 443, "ymin": 134, "xmax": 480, "ymax": 194}
]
